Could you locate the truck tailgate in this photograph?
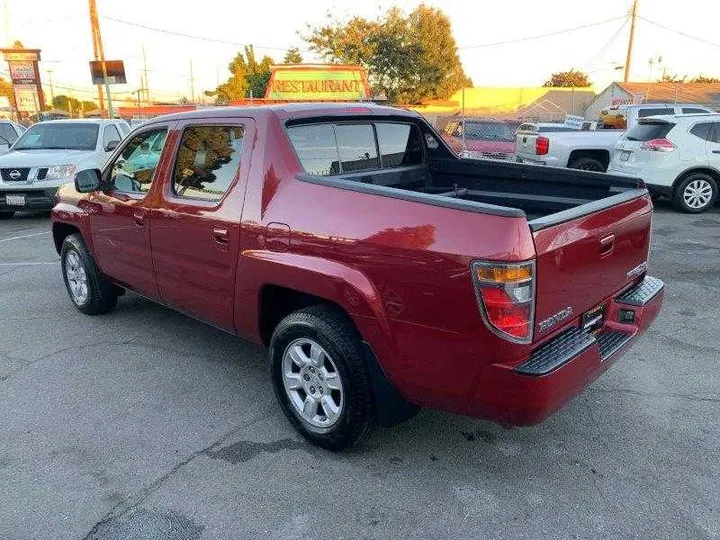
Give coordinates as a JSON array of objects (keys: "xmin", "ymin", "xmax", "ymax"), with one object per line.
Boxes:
[{"xmin": 531, "ymin": 193, "xmax": 652, "ymax": 341}]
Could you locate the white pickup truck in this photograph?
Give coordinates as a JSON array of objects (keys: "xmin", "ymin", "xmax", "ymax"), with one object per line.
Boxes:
[{"xmin": 515, "ymin": 103, "xmax": 716, "ymax": 172}]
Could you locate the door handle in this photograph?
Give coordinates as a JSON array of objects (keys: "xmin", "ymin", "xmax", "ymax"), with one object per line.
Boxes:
[
  {"xmin": 712, "ymin": 150, "xmax": 720, "ymax": 154},
  {"xmin": 133, "ymin": 211, "xmax": 145, "ymax": 227},
  {"xmin": 212, "ymin": 227, "xmax": 229, "ymax": 244},
  {"xmin": 599, "ymin": 233, "xmax": 615, "ymax": 256}
]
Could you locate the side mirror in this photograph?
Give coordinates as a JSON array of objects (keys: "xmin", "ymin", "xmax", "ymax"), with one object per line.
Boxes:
[
  {"xmin": 105, "ymin": 139, "xmax": 120, "ymax": 152},
  {"xmin": 74, "ymin": 169, "xmax": 103, "ymax": 193}
]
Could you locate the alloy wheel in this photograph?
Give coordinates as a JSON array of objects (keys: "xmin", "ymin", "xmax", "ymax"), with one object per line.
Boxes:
[
  {"xmin": 64, "ymin": 250, "xmax": 89, "ymax": 305},
  {"xmin": 683, "ymin": 179, "xmax": 713, "ymax": 210}
]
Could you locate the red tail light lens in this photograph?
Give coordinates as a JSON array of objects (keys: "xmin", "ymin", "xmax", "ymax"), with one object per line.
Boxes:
[
  {"xmin": 641, "ymin": 138, "xmax": 676, "ymax": 152},
  {"xmin": 536, "ymin": 136, "xmax": 549, "ymax": 156},
  {"xmin": 472, "ymin": 261, "xmax": 535, "ymax": 343}
]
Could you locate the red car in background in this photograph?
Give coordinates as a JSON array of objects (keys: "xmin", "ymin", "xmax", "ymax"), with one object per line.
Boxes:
[{"xmin": 441, "ymin": 118, "xmax": 516, "ymax": 161}]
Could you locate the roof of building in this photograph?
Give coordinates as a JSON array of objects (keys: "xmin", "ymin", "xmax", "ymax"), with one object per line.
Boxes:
[{"xmin": 614, "ymin": 82, "xmax": 720, "ymax": 105}]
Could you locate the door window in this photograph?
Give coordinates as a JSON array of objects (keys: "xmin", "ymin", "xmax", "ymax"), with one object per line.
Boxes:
[
  {"xmin": 0, "ymin": 122, "xmax": 19, "ymax": 144},
  {"xmin": 171, "ymin": 125, "xmax": 245, "ymax": 201},
  {"xmin": 709, "ymin": 123, "xmax": 720, "ymax": 144},
  {"xmin": 637, "ymin": 108, "xmax": 674, "ymax": 118},
  {"xmin": 102, "ymin": 125, "xmax": 121, "ymax": 149},
  {"xmin": 682, "ymin": 108, "xmax": 709, "ymax": 115},
  {"xmin": 334, "ymin": 124, "xmax": 379, "ymax": 173},
  {"xmin": 109, "ymin": 128, "xmax": 168, "ymax": 193}
]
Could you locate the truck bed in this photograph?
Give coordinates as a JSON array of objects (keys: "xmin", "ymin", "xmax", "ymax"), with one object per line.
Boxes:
[{"xmin": 299, "ymin": 157, "xmax": 646, "ymax": 230}]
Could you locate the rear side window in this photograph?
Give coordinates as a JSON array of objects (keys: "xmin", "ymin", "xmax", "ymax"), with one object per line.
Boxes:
[
  {"xmin": 287, "ymin": 124, "xmax": 339, "ymax": 175},
  {"xmin": 689, "ymin": 122, "xmax": 713, "ymax": 141},
  {"xmin": 710, "ymin": 123, "xmax": 720, "ymax": 143},
  {"xmin": 637, "ymin": 108, "xmax": 674, "ymax": 118},
  {"xmin": 376, "ymin": 123, "xmax": 422, "ymax": 167},
  {"xmin": 335, "ymin": 124, "xmax": 379, "ymax": 173},
  {"xmin": 682, "ymin": 108, "xmax": 709, "ymax": 115},
  {"xmin": 172, "ymin": 125, "xmax": 244, "ymax": 201},
  {"xmin": 625, "ymin": 122, "xmax": 674, "ymax": 141}
]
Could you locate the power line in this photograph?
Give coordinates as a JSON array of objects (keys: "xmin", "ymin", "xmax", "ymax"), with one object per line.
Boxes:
[
  {"xmin": 102, "ymin": 16, "xmax": 306, "ymax": 53},
  {"xmin": 639, "ymin": 16, "xmax": 720, "ymax": 48},
  {"xmin": 458, "ymin": 16, "xmax": 627, "ymax": 49},
  {"xmin": 582, "ymin": 18, "xmax": 629, "ymax": 70}
]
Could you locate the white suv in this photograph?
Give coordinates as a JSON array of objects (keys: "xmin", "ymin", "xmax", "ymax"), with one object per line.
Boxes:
[{"xmin": 608, "ymin": 113, "xmax": 720, "ymax": 213}]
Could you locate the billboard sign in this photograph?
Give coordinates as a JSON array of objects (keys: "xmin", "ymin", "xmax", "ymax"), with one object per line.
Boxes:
[
  {"xmin": 89, "ymin": 60, "xmax": 127, "ymax": 85},
  {"xmin": 1, "ymin": 48, "xmax": 44, "ymax": 113},
  {"xmin": 265, "ymin": 65, "xmax": 370, "ymax": 101},
  {"xmin": 8, "ymin": 61, "xmax": 36, "ymax": 84},
  {"xmin": 14, "ymin": 85, "xmax": 40, "ymax": 113}
]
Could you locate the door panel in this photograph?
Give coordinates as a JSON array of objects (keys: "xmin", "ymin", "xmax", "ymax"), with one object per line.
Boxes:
[{"xmin": 150, "ymin": 119, "xmax": 253, "ymax": 331}]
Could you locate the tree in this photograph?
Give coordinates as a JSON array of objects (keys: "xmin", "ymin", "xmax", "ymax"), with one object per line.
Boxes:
[
  {"xmin": 207, "ymin": 45, "xmax": 274, "ymax": 103},
  {"xmin": 52, "ymin": 94, "xmax": 81, "ymax": 112},
  {"xmin": 303, "ymin": 4, "xmax": 471, "ymax": 104},
  {"xmin": 689, "ymin": 75, "xmax": 719, "ymax": 83},
  {"xmin": 0, "ymin": 77, "xmax": 14, "ymax": 108},
  {"xmin": 660, "ymin": 72, "xmax": 686, "ymax": 83},
  {"xmin": 543, "ymin": 69, "xmax": 591, "ymax": 87},
  {"xmin": 283, "ymin": 47, "xmax": 303, "ymax": 64},
  {"xmin": 80, "ymin": 100, "xmax": 97, "ymax": 112}
]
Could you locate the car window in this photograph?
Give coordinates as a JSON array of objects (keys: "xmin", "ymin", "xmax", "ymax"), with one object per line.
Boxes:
[
  {"xmin": 0, "ymin": 122, "xmax": 19, "ymax": 144},
  {"xmin": 117, "ymin": 122, "xmax": 130, "ymax": 135},
  {"xmin": 334, "ymin": 124, "xmax": 379, "ymax": 173},
  {"xmin": 625, "ymin": 122, "xmax": 675, "ymax": 141},
  {"xmin": 637, "ymin": 108, "xmax": 674, "ymax": 118},
  {"xmin": 172, "ymin": 125, "xmax": 244, "ymax": 201},
  {"xmin": 710, "ymin": 123, "xmax": 720, "ymax": 144},
  {"xmin": 102, "ymin": 125, "xmax": 121, "ymax": 148},
  {"xmin": 109, "ymin": 128, "xmax": 168, "ymax": 194},
  {"xmin": 464, "ymin": 121, "xmax": 514, "ymax": 141},
  {"xmin": 682, "ymin": 108, "xmax": 709, "ymax": 115},
  {"xmin": 689, "ymin": 122, "xmax": 713, "ymax": 141},
  {"xmin": 376, "ymin": 123, "xmax": 423, "ymax": 168}
]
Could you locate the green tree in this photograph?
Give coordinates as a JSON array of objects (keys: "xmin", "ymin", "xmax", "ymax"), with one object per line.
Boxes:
[
  {"xmin": 304, "ymin": 4, "xmax": 471, "ymax": 104},
  {"xmin": 0, "ymin": 77, "xmax": 14, "ymax": 108},
  {"xmin": 207, "ymin": 45, "xmax": 274, "ymax": 103},
  {"xmin": 80, "ymin": 100, "xmax": 97, "ymax": 112},
  {"xmin": 543, "ymin": 69, "xmax": 591, "ymax": 87},
  {"xmin": 52, "ymin": 94, "xmax": 81, "ymax": 112},
  {"xmin": 283, "ymin": 47, "xmax": 303, "ymax": 64},
  {"xmin": 690, "ymin": 75, "xmax": 720, "ymax": 83}
]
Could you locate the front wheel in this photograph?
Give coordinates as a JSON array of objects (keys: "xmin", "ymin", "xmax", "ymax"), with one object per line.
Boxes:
[
  {"xmin": 60, "ymin": 233, "xmax": 118, "ymax": 315},
  {"xmin": 269, "ymin": 305, "xmax": 374, "ymax": 450},
  {"xmin": 673, "ymin": 173, "xmax": 718, "ymax": 213}
]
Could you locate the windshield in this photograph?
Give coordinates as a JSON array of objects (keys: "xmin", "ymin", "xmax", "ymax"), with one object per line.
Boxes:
[
  {"xmin": 13, "ymin": 123, "xmax": 99, "ymax": 151},
  {"xmin": 464, "ymin": 121, "xmax": 514, "ymax": 142}
]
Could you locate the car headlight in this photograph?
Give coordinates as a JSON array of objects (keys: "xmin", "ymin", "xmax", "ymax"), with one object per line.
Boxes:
[{"xmin": 44, "ymin": 164, "xmax": 77, "ymax": 180}]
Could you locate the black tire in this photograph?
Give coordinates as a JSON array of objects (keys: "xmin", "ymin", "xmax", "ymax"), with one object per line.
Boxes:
[
  {"xmin": 269, "ymin": 305, "xmax": 374, "ymax": 451},
  {"xmin": 672, "ymin": 173, "xmax": 718, "ymax": 214},
  {"xmin": 568, "ymin": 156, "xmax": 606, "ymax": 172},
  {"xmin": 60, "ymin": 233, "xmax": 118, "ymax": 315},
  {"xmin": 0, "ymin": 212, "xmax": 15, "ymax": 220}
]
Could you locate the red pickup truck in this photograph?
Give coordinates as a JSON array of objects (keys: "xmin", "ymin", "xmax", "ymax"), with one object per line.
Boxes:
[{"xmin": 51, "ymin": 104, "xmax": 664, "ymax": 450}]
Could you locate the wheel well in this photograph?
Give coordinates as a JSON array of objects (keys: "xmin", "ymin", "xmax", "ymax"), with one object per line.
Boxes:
[
  {"xmin": 568, "ymin": 149, "xmax": 610, "ymax": 169},
  {"xmin": 52, "ymin": 223, "xmax": 80, "ymax": 254},
  {"xmin": 258, "ymin": 285, "xmax": 346, "ymax": 347},
  {"xmin": 672, "ymin": 168, "xmax": 720, "ymax": 197}
]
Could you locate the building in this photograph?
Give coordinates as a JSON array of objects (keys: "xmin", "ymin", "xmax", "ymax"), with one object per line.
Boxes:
[{"xmin": 584, "ymin": 82, "xmax": 720, "ymax": 120}]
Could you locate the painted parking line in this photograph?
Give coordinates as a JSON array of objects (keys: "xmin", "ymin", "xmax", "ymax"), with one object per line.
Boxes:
[{"xmin": 0, "ymin": 231, "xmax": 52, "ymax": 243}]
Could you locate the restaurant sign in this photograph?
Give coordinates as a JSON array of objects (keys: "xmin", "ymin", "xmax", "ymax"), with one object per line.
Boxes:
[{"xmin": 265, "ymin": 65, "xmax": 370, "ymax": 101}]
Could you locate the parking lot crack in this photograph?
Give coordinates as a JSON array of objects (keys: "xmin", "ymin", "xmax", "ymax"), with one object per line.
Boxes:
[{"xmin": 80, "ymin": 408, "xmax": 271, "ymax": 540}]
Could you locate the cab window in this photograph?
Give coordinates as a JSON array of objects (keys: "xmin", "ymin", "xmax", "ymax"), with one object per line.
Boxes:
[{"xmin": 109, "ymin": 128, "xmax": 168, "ymax": 193}]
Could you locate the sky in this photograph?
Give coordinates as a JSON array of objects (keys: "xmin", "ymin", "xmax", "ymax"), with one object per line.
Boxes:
[{"xmin": 2, "ymin": 0, "xmax": 720, "ymax": 106}]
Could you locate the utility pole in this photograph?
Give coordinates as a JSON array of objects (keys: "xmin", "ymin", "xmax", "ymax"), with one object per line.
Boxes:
[
  {"xmin": 46, "ymin": 69, "xmax": 55, "ymax": 104},
  {"xmin": 88, "ymin": 0, "xmax": 113, "ymax": 117},
  {"xmin": 134, "ymin": 88, "xmax": 142, "ymax": 116},
  {"xmin": 189, "ymin": 59, "xmax": 195, "ymax": 103},
  {"xmin": 142, "ymin": 44, "xmax": 149, "ymax": 104},
  {"xmin": 624, "ymin": 0, "xmax": 639, "ymax": 82}
]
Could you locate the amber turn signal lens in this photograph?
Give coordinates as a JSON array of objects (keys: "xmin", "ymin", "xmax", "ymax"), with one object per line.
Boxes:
[{"xmin": 475, "ymin": 264, "xmax": 532, "ymax": 283}]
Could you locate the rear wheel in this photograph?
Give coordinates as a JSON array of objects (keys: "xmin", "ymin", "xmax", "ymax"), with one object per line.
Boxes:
[
  {"xmin": 269, "ymin": 305, "xmax": 374, "ymax": 450},
  {"xmin": 673, "ymin": 173, "xmax": 718, "ymax": 213},
  {"xmin": 568, "ymin": 156, "xmax": 606, "ymax": 172},
  {"xmin": 60, "ymin": 233, "xmax": 118, "ymax": 315},
  {"xmin": 0, "ymin": 212, "xmax": 15, "ymax": 220}
]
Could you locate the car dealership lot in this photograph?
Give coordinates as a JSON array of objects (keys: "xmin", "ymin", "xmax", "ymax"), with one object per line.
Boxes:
[{"xmin": 0, "ymin": 204, "xmax": 718, "ymax": 540}]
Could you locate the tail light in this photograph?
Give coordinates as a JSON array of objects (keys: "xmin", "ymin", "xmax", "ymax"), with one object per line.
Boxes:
[
  {"xmin": 641, "ymin": 138, "xmax": 676, "ymax": 152},
  {"xmin": 536, "ymin": 136, "xmax": 549, "ymax": 156},
  {"xmin": 471, "ymin": 260, "xmax": 535, "ymax": 343}
]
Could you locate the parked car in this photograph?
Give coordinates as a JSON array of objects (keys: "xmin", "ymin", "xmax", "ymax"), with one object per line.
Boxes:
[
  {"xmin": 609, "ymin": 113, "xmax": 720, "ymax": 213},
  {"xmin": 51, "ymin": 103, "xmax": 664, "ymax": 450},
  {"xmin": 441, "ymin": 118, "xmax": 516, "ymax": 160},
  {"xmin": 0, "ymin": 120, "xmax": 26, "ymax": 155},
  {"xmin": 517, "ymin": 104, "xmax": 716, "ymax": 172},
  {"xmin": 0, "ymin": 118, "xmax": 128, "ymax": 218},
  {"xmin": 599, "ymin": 103, "xmax": 715, "ymax": 130}
]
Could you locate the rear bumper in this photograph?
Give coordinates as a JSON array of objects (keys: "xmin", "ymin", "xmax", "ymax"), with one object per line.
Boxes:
[
  {"xmin": 469, "ymin": 275, "xmax": 664, "ymax": 425},
  {"xmin": 0, "ymin": 187, "xmax": 58, "ymax": 212}
]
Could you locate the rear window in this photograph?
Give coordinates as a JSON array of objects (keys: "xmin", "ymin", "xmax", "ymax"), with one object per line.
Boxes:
[
  {"xmin": 637, "ymin": 108, "xmax": 674, "ymax": 118},
  {"xmin": 288, "ymin": 121, "xmax": 424, "ymax": 176},
  {"xmin": 682, "ymin": 108, "xmax": 710, "ymax": 115},
  {"xmin": 625, "ymin": 122, "xmax": 674, "ymax": 142}
]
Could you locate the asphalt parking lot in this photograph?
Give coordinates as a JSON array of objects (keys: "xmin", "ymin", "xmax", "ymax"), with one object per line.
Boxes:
[{"xmin": 0, "ymin": 201, "xmax": 718, "ymax": 540}]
